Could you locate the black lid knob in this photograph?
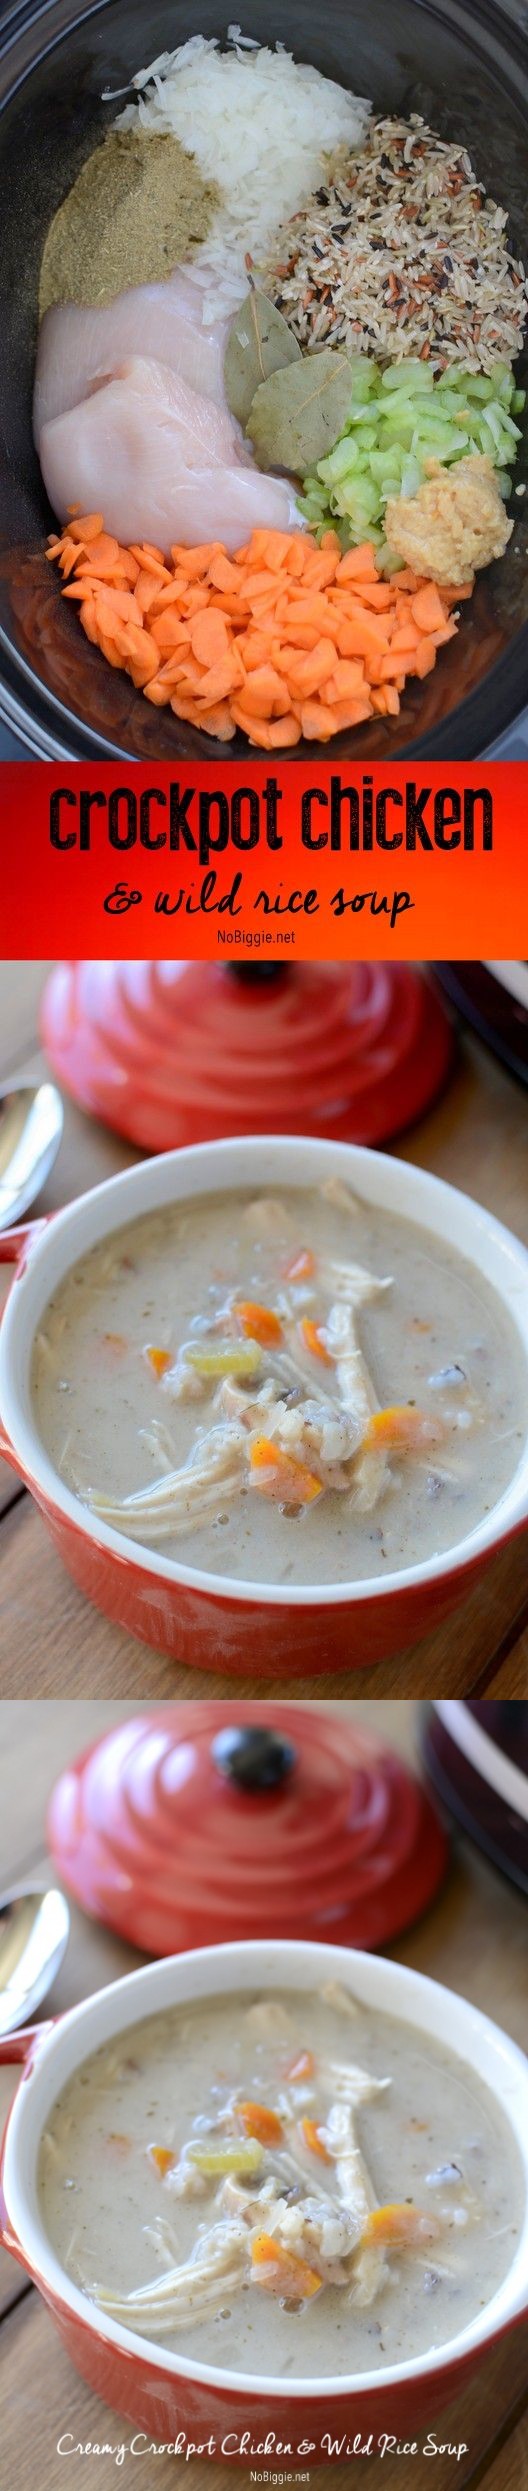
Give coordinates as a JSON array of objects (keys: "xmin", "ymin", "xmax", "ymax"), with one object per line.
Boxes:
[
  {"xmin": 212, "ymin": 1725, "xmax": 297, "ymax": 1791},
  {"xmin": 226, "ymin": 965, "xmax": 289, "ymax": 985}
]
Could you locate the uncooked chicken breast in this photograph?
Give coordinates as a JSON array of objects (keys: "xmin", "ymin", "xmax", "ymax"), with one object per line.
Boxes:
[
  {"xmin": 33, "ymin": 267, "xmax": 229, "ymax": 445},
  {"xmin": 39, "ymin": 355, "xmax": 302, "ymax": 553}
]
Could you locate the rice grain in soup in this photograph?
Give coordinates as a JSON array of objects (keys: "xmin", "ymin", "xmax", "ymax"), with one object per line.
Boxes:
[
  {"xmin": 39, "ymin": 1986, "xmax": 524, "ymax": 2376},
  {"xmin": 31, "ymin": 1182, "xmax": 525, "ymax": 1584}
]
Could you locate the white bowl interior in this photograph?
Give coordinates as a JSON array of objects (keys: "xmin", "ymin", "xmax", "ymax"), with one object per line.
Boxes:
[
  {"xmin": 1, "ymin": 1134, "xmax": 528, "ymax": 1604},
  {"xmin": 4, "ymin": 1940, "xmax": 528, "ymax": 2398}
]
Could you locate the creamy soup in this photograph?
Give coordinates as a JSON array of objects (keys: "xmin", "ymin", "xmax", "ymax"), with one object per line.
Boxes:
[
  {"xmin": 31, "ymin": 1183, "xmax": 525, "ymax": 1585},
  {"xmin": 39, "ymin": 1985, "xmax": 523, "ymax": 2377}
]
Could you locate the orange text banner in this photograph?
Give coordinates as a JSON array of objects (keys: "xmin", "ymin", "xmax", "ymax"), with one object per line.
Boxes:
[{"xmin": 0, "ymin": 761, "xmax": 525, "ymax": 957}]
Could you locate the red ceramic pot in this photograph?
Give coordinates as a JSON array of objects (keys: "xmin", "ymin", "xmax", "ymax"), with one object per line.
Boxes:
[
  {"xmin": 0, "ymin": 1136, "xmax": 527, "ymax": 1676},
  {"xmin": 1, "ymin": 1942, "xmax": 527, "ymax": 2457}
]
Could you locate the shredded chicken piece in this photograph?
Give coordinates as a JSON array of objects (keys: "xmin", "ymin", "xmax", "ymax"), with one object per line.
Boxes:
[
  {"xmin": 89, "ymin": 1424, "xmax": 246, "ymax": 1541},
  {"xmin": 321, "ymin": 1178, "xmax": 361, "ymax": 1216},
  {"xmin": 95, "ymin": 2219, "xmax": 247, "ymax": 2335},
  {"xmin": 164, "ymin": 2153, "xmax": 208, "ymax": 2201},
  {"xmin": 320, "ymin": 1981, "xmax": 359, "ymax": 2018},
  {"xmin": 319, "ymin": 2061, "xmax": 392, "ymax": 2305},
  {"xmin": 242, "ymin": 1196, "xmax": 295, "ymax": 1241},
  {"xmin": 321, "ymin": 1268, "xmax": 392, "ymax": 1511},
  {"xmin": 245, "ymin": 1999, "xmax": 294, "ymax": 2040},
  {"xmin": 162, "ymin": 1355, "xmax": 208, "ymax": 1403}
]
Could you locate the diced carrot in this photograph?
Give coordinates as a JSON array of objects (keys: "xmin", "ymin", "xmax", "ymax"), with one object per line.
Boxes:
[
  {"xmin": 196, "ymin": 702, "xmax": 237, "ymax": 742},
  {"xmin": 135, "ymin": 571, "xmax": 164, "ymax": 617},
  {"xmin": 299, "ymin": 699, "xmax": 340, "ymax": 741},
  {"xmin": 238, "ymin": 2102, "xmax": 284, "ymax": 2146},
  {"xmin": 336, "ymin": 543, "xmax": 379, "ymax": 582},
  {"xmin": 284, "ymin": 536, "xmax": 308, "ymax": 577},
  {"xmin": 337, "ymin": 612, "xmax": 390, "ymax": 663},
  {"xmin": 150, "ymin": 613, "xmax": 190, "ymax": 653},
  {"xmin": 147, "ymin": 2144, "xmax": 176, "ymax": 2178},
  {"xmin": 143, "ymin": 679, "xmax": 173, "ymax": 706},
  {"xmin": 172, "ymin": 543, "xmax": 223, "ymax": 577},
  {"xmin": 299, "ymin": 1317, "xmax": 333, "ymax": 1366},
  {"xmin": 79, "ymin": 599, "xmax": 100, "ymax": 645},
  {"xmin": 390, "ymin": 624, "xmax": 421, "ymax": 655},
  {"xmin": 378, "ymin": 649, "xmax": 414, "ymax": 683},
  {"xmin": 234, "ymin": 1302, "xmax": 283, "ymax": 1347},
  {"xmin": 411, "ymin": 583, "xmax": 447, "ymax": 635},
  {"xmin": 283, "ymin": 1249, "xmax": 316, "ymax": 1285},
  {"xmin": 196, "ymin": 656, "xmax": 244, "ymax": 704},
  {"xmin": 190, "ymin": 607, "xmax": 230, "ymax": 666},
  {"xmin": 324, "ymin": 658, "xmax": 367, "ymax": 702},
  {"xmin": 251, "ymin": 2234, "xmax": 322, "ymax": 2299},
  {"xmin": 285, "ymin": 2049, "xmax": 315, "ymax": 2081},
  {"xmin": 285, "ymin": 639, "xmax": 337, "ymax": 697},
  {"xmin": 144, "ymin": 1345, "xmax": 171, "ymax": 1378},
  {"xmin": 235, "ymin": 665, "xmax": 291, "ymax": 719},
  {"xmin": 302, "ymin": 548, "xmax": 341, "ymax": 590},
  {"xmin": 249, "ymin": 1437, "xmax": 323, "ymax": 1504},
  {"xmin": 364, "ymin": 1405, "xmax": 444, "ymax": 1452},
  {"xmin": 67, "ymin": 512, "xmax": 104, "ymax": 543},
  {"xmin": 413, "ymin": 637, "xmax": 437, "ymax": 677},
  {"xmin": 129, "ymin": 545, "xmax": 169, "ymax": 579},
  {"xmin": 230, "ymin": 706, "xmax": 301, "ymax": 748},
  {"xmin": 300, "ymin": 2117, "xmax": 332, "ymax": 2164},
  {"xmin": 50, "ymin": 516, "xmax": 463, "ymax": 751},
  {"xmin": 352, "ymin": 580, "xmax": 393, "ymax": 611},
  {"xmin": 328, "ymin": 697, "xmax": 373, "ymax": 729},
  {"xmin": 363, "ymin": 2203, "xmax": 440, "ymax": 2249}
]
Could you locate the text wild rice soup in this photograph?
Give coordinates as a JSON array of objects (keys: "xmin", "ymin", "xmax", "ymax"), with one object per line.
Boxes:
[
  {"xmin": 31, "ymin": 1184, "xmax": 524, "ymax": 1584},
  {"xmin": 38, "ymin": 1986, "xmax": 523, "ymax": 2375}
]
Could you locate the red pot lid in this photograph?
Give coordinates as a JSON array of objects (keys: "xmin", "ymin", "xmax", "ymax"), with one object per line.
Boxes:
[
  {"xmin": 47, "ymin": 1704, "xmax": 448, "ymax": 1956},
  {"xmin": 41, "ymin": 962, "xmax": 454, "ymax": 1151}
]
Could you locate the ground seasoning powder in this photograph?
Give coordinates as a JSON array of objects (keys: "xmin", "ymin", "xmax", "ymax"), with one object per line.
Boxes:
[{"xmin": 39, "ymin": 128, "xmax": 220, "ymax": 316}]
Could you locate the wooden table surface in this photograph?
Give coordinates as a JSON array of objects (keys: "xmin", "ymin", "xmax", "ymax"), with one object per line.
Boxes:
[
  {"xmin": 0, "ymin": 963, "xmax": 526, "ymax": 1698},
  {"xmin": 0, "ymin": 1697, "xmax": 526, "ymax": 2491}
]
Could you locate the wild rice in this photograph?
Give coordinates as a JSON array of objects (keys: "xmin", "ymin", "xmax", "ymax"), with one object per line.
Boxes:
[{"xmin": 263, "ymin": 115, "xmax": 528, "ymax": 375}]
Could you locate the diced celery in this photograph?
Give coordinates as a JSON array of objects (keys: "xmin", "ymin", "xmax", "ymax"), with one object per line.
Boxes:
[
  {"xmin": 188, "ymin": 2141, "xmax": 263, "ymax": 2174},
  {"xmin": 300, "ymin": 352, "xmax": 524, "ymax": 555},
  {"xmin": 185, "ymin": 1343, "xmax": 262, "ymax": 1378},
  {"xmin": 381, "ymin": 359, "xmax": 434, "ymax": 392}
]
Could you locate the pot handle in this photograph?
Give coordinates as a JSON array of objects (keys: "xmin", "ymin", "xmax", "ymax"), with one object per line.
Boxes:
[
  {"xmin": 0, "ymin": 2021, "xmax": 55, "ymax": 2262},
  {"xmin": 0, "ymin": 2021, "xmax": 55, "ymax": 2065},
  {"xmin": 0, "ymin": 1220, "xmax": 50, "ymax": 1467}
]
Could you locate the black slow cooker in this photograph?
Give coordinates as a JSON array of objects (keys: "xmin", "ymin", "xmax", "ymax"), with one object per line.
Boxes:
[{"xmin": 1, "ymin": 0, "xmax": 527, "ymax": 759}]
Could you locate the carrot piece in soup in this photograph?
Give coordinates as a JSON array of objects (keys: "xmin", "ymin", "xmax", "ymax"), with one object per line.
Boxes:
[
  {"xmin": 147, "ymin": 2145, "xmax": 176, "ymax": 2178},
  {"xmin": 144, "ymin": 1345, "xmax": 172, "ymax": 1379},
  {"xmin": 283, "ymin": 1249, "xmax": 316, "ymax": 1284},
  {"xmin": 249, "ymin": 1438, "xmax": 323, "ymax": 1504},
  {"xmin": 364, "ymin": 1405, "xmax": 444, "ymax": 1453},
  {"xmin": 363, "ymin": 2203, "xmax": 441, "ymax": 2249},
  {"xmin": 300, "ymin": 2117, "xmax": 332, "ymax": 2164},
  {"xmin": 238, "ymin": 2101, "xmax": 284, "ymax": 2146},
  {"xmin": 286, "ymin": 2049, "xmax": 315, "ymax": 2082},
  {"xmin": 299, "ymin": 1316, "xmax": 333, "ymax": 1366},
  {"xmin": 251, "ymin": 2234, "xmax": 323, "ymax": 2298},
  {"xmin": 234, "ymin": 1302, "xmax": 283, "ymax": 1348}
]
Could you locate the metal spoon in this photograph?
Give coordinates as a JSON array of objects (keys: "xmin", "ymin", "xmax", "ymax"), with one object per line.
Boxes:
[
  {"xmin": 0, "ymin": 1887, "xmax": 70, "ymax": 2033},
  {"xmin": 0, "ymin": 1080, "xmax": 64, "ymax": 1229}
]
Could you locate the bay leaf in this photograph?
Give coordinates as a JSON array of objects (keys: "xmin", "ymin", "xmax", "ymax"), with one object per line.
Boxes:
[
  {"xmin": 247, "ymin": 350, "xmax": 353, "ymax": 476},
  {"xmin": 224, "ymin": 287, "xmax": 301, "ymax": 427}
]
